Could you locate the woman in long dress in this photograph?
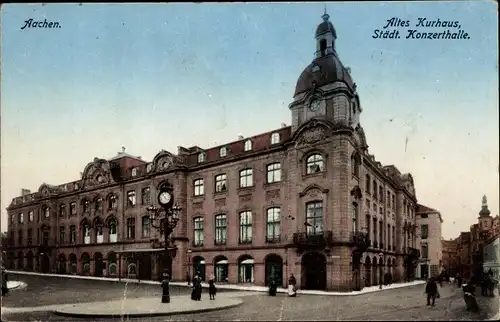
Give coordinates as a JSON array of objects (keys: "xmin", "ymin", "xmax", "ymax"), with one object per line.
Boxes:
[
  {"xmin": 191, "ymin": 275, "xmax": 199, "ymax": 300},
  {"xmin": 288, "ymin": 274, "xmax": 297, "ymax": 297}
]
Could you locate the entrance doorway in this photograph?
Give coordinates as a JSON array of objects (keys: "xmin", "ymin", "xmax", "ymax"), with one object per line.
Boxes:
[
  {"xmin": 138, "ymin": 253, "xmax": 152, "ymax": 280},
  {"xmin": 265, "ymin": 254, "xmax": 283, "ymax": 286},
  {"xmin": 40, "ymin": 254, "xmax": 50, "ymax": 273},
  {"xmin": 301, "ymin": 252, "xmax": 327, "ymax": 290},
  {"xmin": 94, "ymin": 252, "xmax": 104, "ymax": 277},
  {"xmin": 420, "ymin": 264, "xmax": 429, "ymax": 280}
]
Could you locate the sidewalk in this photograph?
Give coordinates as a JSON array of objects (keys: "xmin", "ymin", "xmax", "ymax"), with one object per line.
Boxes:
[{"xmin": 6, "ymin": 270, "xmax": 425, "ymax": 296}]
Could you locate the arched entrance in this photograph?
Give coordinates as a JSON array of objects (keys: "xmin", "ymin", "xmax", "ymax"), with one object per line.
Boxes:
[
  {"xmin": 372, "ymin": 257, "xmax": 378, "ymax": 286},
  {"xmin": 265, "ymin": 254, "xmax": 283, "ymax": 286},
  {"xmin": 352, "ymin": 252, "xmax": 362, "ymax": 291},
  {"xmin": 26, "ymin": 251, "xmax": 34, "ymax": 271},
  {"xmin": 58, "ymin": 254, "xmax": 67, "ymax": 274},
  {"xmin": 69, "ymin": 254, "xmax": 77, "ymax": 274},
  {"xmin": 138, "ymin": 253, "xmax": 152, "ymax": 280},
  {"xmin": 40, "ymin": 253, "xmax": 50, "ymax": 273},
  {"xmin": 301, "ymin": 252, "xmax": 327, "ymax": 290},
  {"xmin": 127, "ymin": 254, "xmax": 137, "ymax": 278},
  {"xmin": 391, "ymin": 258, "xmax": 396, "ymax": 277},
  {"xmin": 107, "ymin": 252, "xmax": 117, "ymax": 276},
  {"xmin": 213, "ymin": 255, "xmax": 228, "ymax": 282},
  {"xmin": 81, "ymin": 253, "xmax": 91, "ymax": 275},
  {"xmin": 364, "ymin": 256, "xmax": 372, "ymax": 287},
  {"xmin": 193, "ymin": 256, "xmax": 206, "ymax": 281},
  {"xmin": 94, "ymin": 252, "xmax": 104, "ymax": 277},
  {"xmin": 238, "ymin": 255, "xmax": 254, "ymax": 283}
]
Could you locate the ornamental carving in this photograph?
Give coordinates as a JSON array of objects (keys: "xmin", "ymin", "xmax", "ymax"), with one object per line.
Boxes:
[
  {"xmin": 152, "ymin": 150, "xmax": 186, "ymax": 172},
  {"xmin": 239, "ymin": 195, "xmax": 252, "ymax": 202},
  {"xmin": 193, "ymin": 202, "xmax": 203, "ymax": 210},
  {"xmin": 294, "ymin": 119, "xmax": 332, "ymax": 148},
  {"xmin": 266, "ymin": 189, "xmax": 280, "ymax": 201},
  {"xmin": 215, "ymin": 198, "xmax": 226, "ymax": 207},
  {"xmin": 81, "ymin": 158, "xmax": 114, "ymax": 189}
]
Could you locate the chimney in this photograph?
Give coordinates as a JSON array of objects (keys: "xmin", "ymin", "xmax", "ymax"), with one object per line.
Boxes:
[
  {"xmin": 238, "ymin": 135, "xmax": 244, "ymax": 140},
  {"xmin": 281, "ymin": 123, "xmax": 287, "ymax": 128},
  {"xmin": 21, "ymin": 189, "xmax": 31, "ymax": 196}
]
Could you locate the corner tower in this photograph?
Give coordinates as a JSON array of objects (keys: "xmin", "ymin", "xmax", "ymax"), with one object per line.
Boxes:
[{"xmin": 290, "ymin": 11, "xmax": 363, "ymax": 140}]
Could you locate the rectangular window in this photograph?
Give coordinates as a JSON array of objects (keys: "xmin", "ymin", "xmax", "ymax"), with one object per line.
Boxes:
[
  {"xmin": 266, "ymin": 163, "xmax": 281, "ymax": 183},
  {"xmin": 194, "ymin": 179, "xmax": 204, "ymax": 196},
  {"xmin": 366, "ymin": 215, "xmax": 371, "ymax": 244},
  {"xmin": 19, "ymin": 213, "xmax": 24, "ymax": 224},
  {"xmin": 142, "ymin": 216, "xmax": 150, "ymax": 238},
  {"xmin": 109, "ymin": 195, "xmax": 118, "ymax": 209},
  {"xmin": 305, "ymin": 202, "xmax": 323, "ymax": 235},
  {"xmin": 59, "ymin": 226, "xmax": 65, "ymax": 244},
  {"xmin": 391, "ymin": 195, "xmax": 395, "ymax": 210},
  {"xmin": 387, "ymin": 223, "xmax": 391, "ymax": 249},
  {"xmin": 10, "ymin": 214, "xmax": 15, "ymax": 224},
  {"xmin": 239, "ymin": 169, "xmax": 253, "ymax": 188},
  {"xmin": 379, "ymin": 221, "xmax": 383, "ymax": 249},
  {"xmin": 421, "ymin": 244, "xmax": 429, "ymax": 258},
  {"xmin": 193, "ymin": 217, "xmax": 204, "ymax": 247},
  {"xmin": 127, "ymin": 218, "xmax": 136, "ymax": 239},
  {"xmin": 70, "ymin": 225, "xmax": 76, "ymax": 244},
  {"xmin": 215, "ymin": 214, "xmax": 227, "ymax": 245},
  {"xmin": 42, "ymin": 231, "xmax": 49, "ymax": 246},
  {"xmin": 141, "ymin": 187, "xmax": 151, "ymax": 204},
  {"xmin": 59, "ymin": 205, "xmax": 66, "ymax": 218},
  {"xmin": 70, "ymin": 202, "xmax": 77, "ymax": 216},
  {"xmin": 239, "ymin": 211, "xmax": 252, "ymax": 244},
  {"xmin": 215, "ymin": 174, "xmax": 227, "ymax": 192},
  {"xmin": 82, "ymin": 200, "xmax": 90, "ymax": 213},
  {"xmin": 28, "ymin": 211, "xmax": 34, "ymax": 222},
  {"xmin": 372, "ymin": 181, "xmax": 378, "ymax": 200},
  {"xmin": 18, "ymin": 230, "xmax": 23, "ymax": 246},
  {"xmin": 373, "ymin": 218, "xmax": 377, "ymax": 245},
  {"xmin": 95, "ymin": 198, "xmax": 103, "ymax": 211},
  {"xmin": 127, "ymin": 191, "xmax": 136, "ymax": 207},
  {"xmin": 27, "ymin": 228, "xmax": 33, "ymax": 246},
  {"xmin": 266, "ymin": 208, "xmax": 280, "ymax": 242},
  {"xmin": 352, "ymin": 203, "xmax": 358, "ymax": 233},
  {"xmin": 421, "ymin": 224, "xmax": 429, "ymax": 239}
]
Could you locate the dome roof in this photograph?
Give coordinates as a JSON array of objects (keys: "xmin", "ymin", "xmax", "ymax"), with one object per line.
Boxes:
[
  {"xmin": 316, "ymin": 14, "xmax": 337, "ymax": 38},
  {"xmin": 294, "ymin": 55, "xmax": 355, "ymax": 97}
]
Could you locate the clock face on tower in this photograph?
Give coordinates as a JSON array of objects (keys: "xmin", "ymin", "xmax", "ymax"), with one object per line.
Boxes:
[
  {"xmin": 309, "ymin": 99, "xmax": 320, "ymax": 112},
  {"xmin": 158, "ymin": 191, "xmax": 172, "ymax": 205}
]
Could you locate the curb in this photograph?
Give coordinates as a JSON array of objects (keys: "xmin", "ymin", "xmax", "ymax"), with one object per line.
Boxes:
[
  {"xmin": 53, "ymin": 299, "xmax": 243, "ymax": 318},
  {"xmin": 6, "ymin": 270, "xmax": 425, "ymax": 296}
]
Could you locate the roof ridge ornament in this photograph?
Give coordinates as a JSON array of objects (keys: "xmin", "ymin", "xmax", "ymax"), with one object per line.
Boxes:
[{"xmin": 322, "ymin": 5, "xmax": 329, "ymax": 21}]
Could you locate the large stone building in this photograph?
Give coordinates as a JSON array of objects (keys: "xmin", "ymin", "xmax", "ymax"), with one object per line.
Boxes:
[
  {"xmin": 415, "ymin": 204, "xmax": 443, "ymax": 279},
  {"xmin": 441, "ymin": 238, "xmax": 459, "ymax": 277},
  {"xmin": 4, "ymin": 13, "xmax": 420, "ymax": 292}
]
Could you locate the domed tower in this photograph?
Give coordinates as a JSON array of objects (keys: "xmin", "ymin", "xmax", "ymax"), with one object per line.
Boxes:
[{"xmin": 290, "ymin": 11, "xmax": 361, "ymax": 134}]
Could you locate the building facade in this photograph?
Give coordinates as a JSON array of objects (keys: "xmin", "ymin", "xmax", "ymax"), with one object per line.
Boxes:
[
  {"xmin": 441, "ymin": 238, "xmax": 459, "ymax": 277},
  {"xmin": 483, "ymin": 235, "xmax": 500, "ymax": 281},
  {"xmin": 415, "ymin": 204, "xmax": 443, "ymax": 279},
  {"xmin": 4, "ymin": 13, "xmax": 420, "ymax": 292}
]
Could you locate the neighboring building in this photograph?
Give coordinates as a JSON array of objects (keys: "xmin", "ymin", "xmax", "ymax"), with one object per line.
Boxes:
[
  {"xmin": 457, "ymin": 231, "xmax": 472, "ymax": 278},
  {"xmin": 4, "ymin": 12, "xmax": 420, "ymax": 292},
  {"xmin": 415, "ymin": 204, "xmax": 443, "ymax": 279},
  {"xmin": 441, "ymin": 238, "xmax": 459, "ymax": 276},
  {"xmin": 483, "ymin": 235, "xmax": 500, "ymax": 280}
]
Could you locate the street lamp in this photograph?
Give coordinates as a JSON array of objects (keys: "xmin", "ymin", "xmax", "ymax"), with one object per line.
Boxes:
[
  {"xmin": 379, "ymin": 252, "xmax": 384, "ymax": 290},
  {"xmin": 146, "ymin": 186, "xmax": 182, "ymax": 304}
]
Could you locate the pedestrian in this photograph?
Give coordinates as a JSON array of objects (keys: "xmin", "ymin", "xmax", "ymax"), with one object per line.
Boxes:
[
  {"xmin": 208, "ymin": 275, "xmax": 217, "ymax": 300},
  {"xmin": 268, "ymin": 278, "xmax": 278, "ymax": 296},
  {"xmin": 1, "ymin": 267, "xmax": 8, "ymax": 297},
  {"xmin": 161, "ymin": 272, "xmax": 170, "ymax": 303},
  {"xmin": 425, "ymin": 277, "xmax": 438, "ymax": 307},
  {"xmin": 288, "ymin": 274, "xmax": 297, "ymax": 297}
]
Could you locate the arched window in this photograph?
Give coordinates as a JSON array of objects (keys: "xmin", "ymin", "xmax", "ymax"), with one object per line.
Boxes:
[
  {"xmin": 69, "ymin": 254, "xmax": 77, "ymax": 274},
  {"xmin": 197, "ymin": 153, "xmax": 206, "ymax": 163},
  {"xmin": 95, "ymin": 197, "xmax": 103, "ymax": 212},
  {"xmin": 214, "ymin": 256, "xmax": 228, "ymax": 282},
  {"xmin": 306, "ymin": 154, "xmax": 325, "ymax": 174},
  {"xmin": 95, "ymin": 220, "xmax": 104, "ymax": 244},
  {"xmin": 372, "ymin": 181, "xmax": 377, "ymax": 200},
  {"xmin": 141, "ymin": 216, "xmax": 150, "ymax": 238},
  {"xmin": 379, "ymin": 187, "xmax": 384, "ymax": 202},
  {"xmin": 244, "ymin": 140, "xmax": 252, "ymax": 151},
  {"xmin": 365, "ymin": 174, "xmax": 371, "ymax": 192},
  {"xmin": 219, "ymin": 147, "xmax": 227, "ymax": 157},
  {"xmin": 238, "ymin": 255, "xmax": 255, "ymax": 283},
  {"xmin": 107, "ymin": 252, "xmax": 117, "ymax": 276},
  {"xmin": 108, "ymin": 194, "xmax": 118, "ymax": 210},
  {"xmin": 82, "ymin": 221, "xmax": 91, "ymax": 244},
  {"xmin": 108, "ymin": 218, "xmax": 117, "ymax": 243},
  {"xmin": 81, "ymin": 253, "xmax": 91, "ymax": 275},
  {"xmin": 351, "ymin": 153, "xmax": 360, "ymax": 177},
  {"xmin": 43, "ymin": 206, "xmax": 50, "ymax": 218},
  {"xmin": 81, "ymin": 199, "xmax": 90, "ymax": 213}
]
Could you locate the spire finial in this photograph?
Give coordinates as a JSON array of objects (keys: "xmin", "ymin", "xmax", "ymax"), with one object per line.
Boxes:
[
  {"xmin": 322, "ymin": 5, "xmax": 329, "ymax": 21},
  {"xmin": 482, "ymin": 194, "xmax": 488, "ymax": 207},
  {"xmin": 121, "ymin": 146, "xmax": 126, "ymax": 153}
]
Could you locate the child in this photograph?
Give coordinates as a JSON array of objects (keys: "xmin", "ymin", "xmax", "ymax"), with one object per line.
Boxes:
[{"xmin": 208, "ymin": 275, "xmax": 217, "ymax": 300}]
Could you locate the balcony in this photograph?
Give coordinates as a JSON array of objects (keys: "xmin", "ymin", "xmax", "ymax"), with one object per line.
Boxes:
[
  {"xmin": 351, "ymin": 231, "xmax": 370, "ymax": 253},
  {"xmin": 292, "ymin": 231, "xmax": 334, "ymax": 251}
]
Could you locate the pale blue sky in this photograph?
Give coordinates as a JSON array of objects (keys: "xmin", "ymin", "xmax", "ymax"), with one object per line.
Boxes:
[{"xmin": 1, "ymin": 2, "xmax": 498, "ymax": 239}]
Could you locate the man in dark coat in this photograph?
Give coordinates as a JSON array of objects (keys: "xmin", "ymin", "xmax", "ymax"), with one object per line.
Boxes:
[{"xmin": 425, "ymin": 277, "xmax": 438, "ymax": 307}]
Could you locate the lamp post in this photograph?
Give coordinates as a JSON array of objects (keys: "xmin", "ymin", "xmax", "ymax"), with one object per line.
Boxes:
[
  {"xmin": 146, "ymin": 186, "xmax": 182, "ymax": 304},
  {"xmin": 379, "ymin": 252, "xmax": 384, "ymax": 290}
]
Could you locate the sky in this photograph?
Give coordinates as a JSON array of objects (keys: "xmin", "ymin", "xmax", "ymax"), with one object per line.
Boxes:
[{"xmin": 1, "ymin": 2, "xmax": 498, "ymax": 239}]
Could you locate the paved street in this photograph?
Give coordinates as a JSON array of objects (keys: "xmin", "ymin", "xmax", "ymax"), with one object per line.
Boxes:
[{"xmin": 1, "ymin": 274, "xmax": 498, "ymax": 321}]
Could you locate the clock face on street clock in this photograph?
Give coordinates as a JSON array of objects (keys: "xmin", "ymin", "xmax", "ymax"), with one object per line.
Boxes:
[{"xmin": 159, "ymin": 192, "xmax": 172, "ymax": 205}]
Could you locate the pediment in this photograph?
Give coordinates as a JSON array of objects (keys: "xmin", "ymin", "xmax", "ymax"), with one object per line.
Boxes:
[
  {"xmin": 152, "ymin": 150, "xmax": 186, "ymax": 172},
  {"xmin": 81, "ymin": 158, "xmax": 115, "ymax": 189},
  {"xmin": 299, "ymin": 184, "xmax": 329, "ymax": 198},
  {"xmin": 293, "ymin": 119, "xmax": 333, "ymax": 147}
]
